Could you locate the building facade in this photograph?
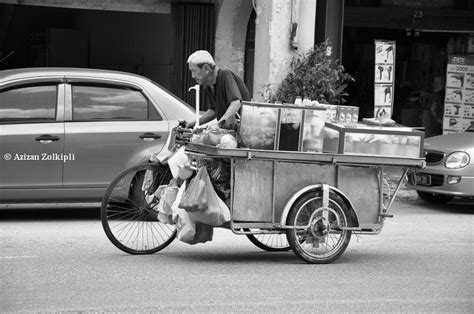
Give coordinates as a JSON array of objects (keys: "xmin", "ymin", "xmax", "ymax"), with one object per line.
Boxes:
[{"xmin": 1, "ymin": 0, "xmax": 473, "ymax": 135}]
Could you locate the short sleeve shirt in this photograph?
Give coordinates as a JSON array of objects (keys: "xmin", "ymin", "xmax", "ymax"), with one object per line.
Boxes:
[{"xmin": 203, "ymin": 69, "xmax": 251, "ymax": 120}]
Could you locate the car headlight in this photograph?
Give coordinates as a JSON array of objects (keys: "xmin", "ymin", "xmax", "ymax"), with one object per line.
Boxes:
[{"xmin": 445, "ymin": 152, "xmax": 470, "ymax": 169}]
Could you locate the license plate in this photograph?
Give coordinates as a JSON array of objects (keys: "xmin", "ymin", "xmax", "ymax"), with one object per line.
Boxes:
[{"xmin": 415, "ymin": 174, "xmax": 431, "ymax": 186}]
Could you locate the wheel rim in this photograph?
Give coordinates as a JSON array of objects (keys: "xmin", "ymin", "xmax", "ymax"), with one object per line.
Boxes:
[
  {"xmin": 102, "ymin": 164, "xmax": 176, "ymax": 254},
  {"xmin": 292, "ymin": 196, "xmax": 349, "ymax": 259}
]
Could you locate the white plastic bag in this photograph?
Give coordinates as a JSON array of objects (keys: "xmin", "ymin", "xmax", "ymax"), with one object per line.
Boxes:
[
  {"xmin": 172, "ymin": 182, "xmax": 213, "ymax": 244},
  {"xmin": 179, "ymin": 167, "xmax": 209, "ymax": 212},
  {"xmin": 167, "ymin": 146, "xmax": 189, "ymax": 179},
  {"xmin": 186, "ymin": 167, "xmax": 231, "ymax": 226},
  {"xmin": 161, "ymin": 186, "xmax": 179, "ymax": 215},
  {"xmin": 172, "ymin": 182, "xmax": 196, "ymax": 242},
  {"xmin": 189, "ymin": 190, "xmax": 230, "ymax": 226},
  {"xmin": 171, "ymin": 181, "xmax": 187, "ymax": 222},
  {"xmin": 175, "ymin": 208, "xmax": 213, "ymax": 244},
  {"xmin": 175, "ymin": 207, "xmax": 197, "ymax": 242}
]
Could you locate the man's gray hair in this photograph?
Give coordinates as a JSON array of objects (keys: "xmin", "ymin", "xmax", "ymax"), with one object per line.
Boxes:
[{"xmin": 187, "ymin": 50, "xmax": 216, "ymax": 66}]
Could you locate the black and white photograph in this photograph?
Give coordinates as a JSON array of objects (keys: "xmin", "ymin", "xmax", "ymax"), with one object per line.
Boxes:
[{"xmin": 1, "ymin": 1, "xmax": 473, "ymax": 313}]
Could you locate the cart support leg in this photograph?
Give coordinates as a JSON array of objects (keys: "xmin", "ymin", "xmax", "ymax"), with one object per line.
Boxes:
[
  {"xmin": 383, "ymin": 168, "xmax": 409, "ymax": 216},
  {"xmin": 322, "ymin": 184, "xmax": 330, "ymax": 224}
]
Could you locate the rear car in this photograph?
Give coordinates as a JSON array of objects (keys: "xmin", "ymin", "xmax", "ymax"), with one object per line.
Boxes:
[
  {"xmin": 406, "ymin": 123, "xmax": 474, "ymax": 203},
  {"xmin": 0, "ymin": 67, "xmax": 195, "ymax": 205}
]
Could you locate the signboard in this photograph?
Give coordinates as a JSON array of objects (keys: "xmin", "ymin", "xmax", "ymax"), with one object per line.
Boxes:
[
  {"xmin": 374, "ymin": 40, "xmax": 396, "ymax": 118},
  {"xmin": 442, "ymin": 55, "xmax": 474, "ymax": 134}
]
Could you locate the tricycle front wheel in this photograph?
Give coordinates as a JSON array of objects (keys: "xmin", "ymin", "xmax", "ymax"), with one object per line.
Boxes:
[
  {"xmin": 286, "ymin": 191, "xmax": 352, "ymax": 264},
  {"xmin": 101, "ymin": 163, "xmax": 176, "ymax": 255}
]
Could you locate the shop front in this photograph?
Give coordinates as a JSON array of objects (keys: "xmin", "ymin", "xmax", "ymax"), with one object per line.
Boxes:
[{"xmin": 342, "ymin": 0, "xmax": 474, "ymax": 137}]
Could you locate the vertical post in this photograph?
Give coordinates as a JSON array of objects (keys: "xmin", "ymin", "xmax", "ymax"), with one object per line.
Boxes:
[{"xmin": 188, "ymin": 84, "xmax": 200, "ymax": 128}]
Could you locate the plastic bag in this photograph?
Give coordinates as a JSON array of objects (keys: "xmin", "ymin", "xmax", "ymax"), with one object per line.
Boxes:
[
  {"xmin": 186, "ymin": 167, "xmax": 231, "ymax": 226},
  {"xmin": 175, "ymin": 207, "xmax": 196, "ymax": 242},
  {"xmin": 154, "ymin": 184, "xmax": 176, "ymax": 224},
  {"xmin": 189, "ymin": 185, "xmax": 230, "ymax": 226},
  {"xmin": 216, "ymin": 134, "xmax": 238, "ymax": 149},
  {"xmin": 160, "ymin": 186, "xmax": 179, "ymax": 215},
  {"xmin": 168, "ymin": 146, "xmax": 189, "ymax": 179},
  {"xmin": 192, "ymin": 223, "xmax": 213, "ymax": 244},
  {"xmin": 174, "ymin": 206, "xmax": 213, "ymax": 244},
  {"xmin": 169, "ymin": 182, "xmax": 184, "ymax": 220},
  {"xmin": 179, "ymin": 167, "xmax": 209, "ymax": 212}
]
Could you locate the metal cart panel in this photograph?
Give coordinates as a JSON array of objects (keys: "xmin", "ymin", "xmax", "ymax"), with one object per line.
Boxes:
[
  {"xmin": 232, "ymin": 159, "xmax": 274, "ymax": 222},
  {"xmin": 273, "ymin": 162, "xmax": 338, "ymax": 223},
  {"xmin": 337, "ymin": 166, "xmax": 381, "ymax": 225},
  {"xmin": 232, "ymin": 158, "xmax": 382, "ymax": 226}
]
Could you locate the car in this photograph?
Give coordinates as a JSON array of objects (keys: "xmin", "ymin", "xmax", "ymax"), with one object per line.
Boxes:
[
  {"xmin": 406, "ymin": 122, "xmax": 474, "ymax": 204},
  {"xmin": 0, "ymin": 67, "xmax": 195, "ymax": 205}
]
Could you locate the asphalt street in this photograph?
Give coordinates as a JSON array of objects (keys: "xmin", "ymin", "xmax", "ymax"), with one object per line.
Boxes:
[{"xmin": 1, "ymin": 192, "xmax": 473, "ymax": 312}]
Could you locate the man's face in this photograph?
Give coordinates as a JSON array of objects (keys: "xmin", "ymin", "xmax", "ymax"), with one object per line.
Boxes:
[{"xmin": 189, "ymin": 63, "xmax": 213, "ymax": 85}]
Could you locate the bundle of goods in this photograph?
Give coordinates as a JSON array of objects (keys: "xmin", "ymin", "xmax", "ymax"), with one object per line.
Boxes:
[
  {"xmin": 153, "ymin": 141, "xmax": 232, "ymax": 244},
  {"xmin": 189, "ymin": 127, "xmax": 238, "ymax": 148}
]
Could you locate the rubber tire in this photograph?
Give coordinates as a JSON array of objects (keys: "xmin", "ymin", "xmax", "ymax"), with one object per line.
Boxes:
[
  {"xmin": 286, "ymin": 190, "xmax": 352, "ymax": 264},
  {"xmin": 101, "ymin": 163, "xmax": 176, "ymax": 255},
  {"xmin": 417, "ymin": 191, "xmax": 454, "ymax": 204},
  {"xmin": 246, "ymin": 234, "xmax": 291, "ymax": 252}
]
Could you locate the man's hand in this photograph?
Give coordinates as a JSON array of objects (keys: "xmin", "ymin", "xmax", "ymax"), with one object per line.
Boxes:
[
  {"xmin": 178, "ymin": 119, "xmax": 188, "ymax": 128},
  {"xmin": 218, "ymin": 119, "xmax": 227, "ymax": 129},
  {"xmin": 185, "ymin": 120, "xmax": 195, "ymax": 129},
  {"xmin": 218, "ymin": 116, "xmax": 237, "ymax": 130}
]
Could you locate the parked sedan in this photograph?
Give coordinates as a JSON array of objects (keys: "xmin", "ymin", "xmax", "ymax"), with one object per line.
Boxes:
[
  {"xmin": 0, "ymin": 67, "xmax": 195, "ymax": 204},
  {"xmin": 406, "ymin": 123, "xmax": 474, "ymax": 204}
]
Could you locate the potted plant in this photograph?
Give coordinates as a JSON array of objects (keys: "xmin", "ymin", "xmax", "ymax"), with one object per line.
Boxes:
[{"xmin": 267, "ymin": 39, "xmax": 354, "ymax": 105}]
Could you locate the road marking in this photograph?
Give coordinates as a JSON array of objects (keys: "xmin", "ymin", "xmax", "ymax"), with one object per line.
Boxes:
[{"xmin": 0, "ymin": 256, "xmax": 40, "ymax": 259}]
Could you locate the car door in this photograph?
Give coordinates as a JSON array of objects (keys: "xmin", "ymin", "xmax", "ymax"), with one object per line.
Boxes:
[
  {"xmin": 63, "ymin": 81, "xmax": 169, "ymax": 190},
  {"xmin": 0, "ymin": 82, "xmax": 65, "ymax": 198}
]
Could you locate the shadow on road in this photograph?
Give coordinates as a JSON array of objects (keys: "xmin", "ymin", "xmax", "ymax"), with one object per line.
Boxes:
[
  {"xmin": 0, "ymin": 206, "xmax": 100, "ymax": 220},
  {"xmin": 415, "ymin": 198, "xmax": 474, "ymax": 214}
]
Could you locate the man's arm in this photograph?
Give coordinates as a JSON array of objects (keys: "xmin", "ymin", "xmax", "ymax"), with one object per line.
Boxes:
[
  {"xmin": 187, "ymin": 109, "xmax": 216, "ymax": 128},
  {"xmin": 218, "ymin": 99, "xmax": 241, "ymax": 124}
]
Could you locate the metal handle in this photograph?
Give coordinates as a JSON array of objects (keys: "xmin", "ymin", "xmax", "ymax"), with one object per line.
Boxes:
[
  {"xmin": 35, "ymin": 135, "xmax": 60, "ymax": 142},
  {"xmin": 139, "ymin": 132, "xmax": 162, "ymax": 140}
]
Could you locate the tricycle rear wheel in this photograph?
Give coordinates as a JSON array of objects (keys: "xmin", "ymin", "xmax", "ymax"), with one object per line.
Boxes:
[
  {"xmin": 286, "ymin": 190, "xmax": 352, "ymax": 264},
  {"xmin": 246, "ymin": 233, "xmax": 291, "ymax": 252}
]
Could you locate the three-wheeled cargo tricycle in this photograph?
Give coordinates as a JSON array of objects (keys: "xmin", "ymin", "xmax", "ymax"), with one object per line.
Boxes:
[{"xmin": 101, "ymin": 126, "xmax": 425, "ymax": 264}]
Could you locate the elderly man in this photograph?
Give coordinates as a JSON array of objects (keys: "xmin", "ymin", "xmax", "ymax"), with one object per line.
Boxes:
[{"xmin": 186, "ymin": 50, "xmax": 251, "ymax": 130}]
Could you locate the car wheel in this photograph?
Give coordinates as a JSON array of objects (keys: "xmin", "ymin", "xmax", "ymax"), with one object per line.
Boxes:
[{"xmin": 417, "ymin": 191, "xmax": 454, "ymax": 204}]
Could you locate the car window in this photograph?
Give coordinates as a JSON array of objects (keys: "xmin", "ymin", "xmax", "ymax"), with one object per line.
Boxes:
[
  {"xmin": 72, "ymin": 85, "xmax": 162, "ymax": 121},
  {"xmin": 0, "ymin": 85, "xmax": 57, "ymax": 122}
]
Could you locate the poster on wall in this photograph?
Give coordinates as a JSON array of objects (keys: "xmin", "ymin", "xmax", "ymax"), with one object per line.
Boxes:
[
  {"xmin": 442, "ymin": 55, "xmax": 474, "ymax": 134},
  {"xmin": 374, "ymin": 40, "xmax": 396, "ymax": 118}
]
